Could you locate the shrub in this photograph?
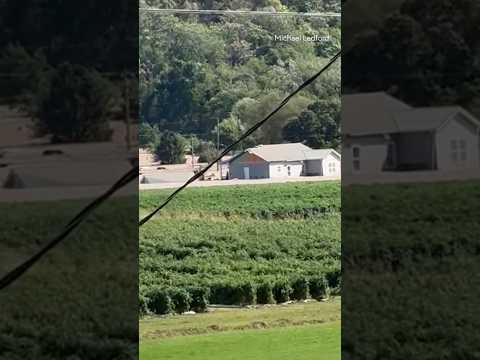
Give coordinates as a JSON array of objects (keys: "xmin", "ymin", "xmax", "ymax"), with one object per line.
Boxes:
[
  {"xmin": 147, "ymin": 287, "xmax": 172, "ymax": 315},
  {"xmin": 170, "ymin": 289, "xmax": 191, "ymax": 314},
  {"xmin": 291, "ymin": 277, "xmax": 309, "ymax": 300},
  {"xmin": 309, "ymin": 276, "xmax": 327, "ymax": 300},
  {"xmin": 325, "ymin": 269, "xmax": 341, "ymax": 289},
  {"xmin": 240, "ymin": 282, "xmax": 256, "ymax": 305},
  {"xmin": 139, "ymin": 294, "xmax": 149, "ymax": 317},
  {"xmin": 273, "ymin": 281, "xmax": 292, "ymax": 303},
  {"xmin": 189, "ymin": 287, "xmax": 209, "ymax": 313},
  {"xmin": 256, "ymin": 282, "xmax": 275, "ymax": 304}
]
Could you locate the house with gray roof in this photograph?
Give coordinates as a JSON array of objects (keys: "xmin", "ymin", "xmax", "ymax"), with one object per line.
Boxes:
[
  {"xmin": 342, "ymin": 92, "xmax": 480, "ymax": 176},
  {"xmin": 228, "ymin": 143, "xmax": 341, "ymax": 179}
]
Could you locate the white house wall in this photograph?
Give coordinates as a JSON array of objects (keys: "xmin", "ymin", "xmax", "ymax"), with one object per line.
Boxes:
[
  {"xmin": 436, "ymin": 116, "xmax": 479, "ymax": 171},
  {"xmin": 321, "ymin": 153, "xmax": 341, "ymax": 177},
  {"xmin": 343, "ymin": 136, "xmax": 388, "ymax": 175},
  {"xmin": 269, "ymin": 161, "xmax": 303, "ymax": 178}
]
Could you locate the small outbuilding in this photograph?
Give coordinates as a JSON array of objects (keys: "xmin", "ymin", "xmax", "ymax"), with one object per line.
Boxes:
[
  {"xmin": 228, "ymin": 143, "xmax": 341, "ymax": 180},
  {"xmin": 342, "ymin": 92, "xmax": 480, "ymax": 176}
]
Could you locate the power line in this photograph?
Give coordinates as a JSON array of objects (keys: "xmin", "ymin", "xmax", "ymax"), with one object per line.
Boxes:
[
  {"xmin": 140, "ymin": 8, "xmax": 341, "ymax": 17},
  {"xmin": 0, "ymin": 165, "xmax": 138, "ymax": 291},
  {"xmin": 139, "ymin": 50, "xmax": 342, "ymax": 226}
]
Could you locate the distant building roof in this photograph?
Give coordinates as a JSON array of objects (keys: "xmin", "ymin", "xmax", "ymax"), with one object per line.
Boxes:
[
  {"xmin": 342, "ymin": 92, "xmax": 480, "ymax": 136},
  {"xmin": 393, "ymin": 107, "xmax": 468, "ymax": 132},
  {"xmin": 342, "ymin": 92, "xmax": 412, "ymax": 136},
  {"xmin": 247, "ymin": 143, "xmax": 312, "ymax": 162},
  {"xmin": 230, "ymin": 143, "xmax": 340, "ymax": 163},
  {"xmin": 303, "ymin": 149, "xmax": 341, "ymax": 160}
]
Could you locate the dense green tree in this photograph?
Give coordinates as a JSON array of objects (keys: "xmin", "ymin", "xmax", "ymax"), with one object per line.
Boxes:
[
  {"xmin": 139, "ymin": 122, "xmax": 161, "ymax": 149},
  {"xmin": 343, "ymin": 0, "xmax": 480, "ymax": 111},
  {"xmin": 139, "ymin": 2, "xmax": 341, "ymax": 147},
  {"xmin": 215, "ymin": 116, "xmax": 244, "ymax": 148},
  {"xmin": 32, "ymin": 63, "xmax": 115, "ymax": 143},
  {"xmin": 196, "ymin": 141, "xmax": 218, "ymax": 163},
  {"xmin": 282, "ymin": 98, "xmax": 340, "ymax": 149},
  {"xmin": 154, "ymin": 131, "xmax": 186, "ymax": 164}
]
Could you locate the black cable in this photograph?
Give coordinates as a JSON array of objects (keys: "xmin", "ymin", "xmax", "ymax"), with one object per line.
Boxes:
[
  {"xmin": 139, "ymin": 50, "xmax": 342, "ymax": 226},
  {"xmin": 0, "ymin": 166, "xmax": 139, "ymax": 291}
]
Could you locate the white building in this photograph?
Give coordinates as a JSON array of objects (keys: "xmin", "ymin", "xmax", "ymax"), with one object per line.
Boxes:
[
  {"xmin": 342, "ymin": 92, "xmax": 480, "ymax": 177},
  {"xmin": 228, "ymin": 143, "xmax": 341, "ymax": 179}
]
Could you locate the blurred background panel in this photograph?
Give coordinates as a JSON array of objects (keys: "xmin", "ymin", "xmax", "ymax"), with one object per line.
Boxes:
[
  {"xmin": 342, "ymin": 1, "xmax": 480, "ymax": 359},
  {"xmin": 0, "ymin": 1, "xmax": 139, "ymax": 359}
]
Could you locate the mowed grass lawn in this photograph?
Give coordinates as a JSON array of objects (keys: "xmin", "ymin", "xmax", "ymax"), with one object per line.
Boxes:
[
  {"xmin": 140, "ymin": 300, "xmax": 340, "ymax": 360},
  {"xmin": 141, "ymin": 323, "xmax": 340, "ymax": 360}
]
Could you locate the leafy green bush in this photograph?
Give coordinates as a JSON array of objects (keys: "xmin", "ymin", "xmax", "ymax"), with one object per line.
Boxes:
[
  {"xmin": 240, "ymin": 282, "xmax": 256, "ymax": 305},
  {"xmin": 273, "ymin": 281, "xmax": 292, "ymax": 303},
  {"xmin": 291, "ymin": 277, "xmax": 309, "ymax": 300},
  {"xmin": 140, "ymin": 182, "xmax": 341, "ymax": 307},
  {"xmin": 170, "ymin": 289, "xmax": 191, "ymax": 314},
  {"xmin": 139, "ymin": 294, "xmax": 149, "ymax": 317},
  {"xmin": 147, "ymin": 287, "xmax": 172, "ymax": 315},
  {"xmin": 326, "ymin": 269, "xmax": 341, "ymax": 289},
  {"xmin": 189, "ymin": 287, "xmax": 209, "ymax": 313},
  {"xmin": 309, "ymin": 276, "xmax": 327, "ymax": 300},
  {"xmin": 210, "ymin": 283, "xmax": 237, "ymax": 305},
  {"xmin": 256, "ymin": 282, "xmax": 275, "ymax": 304}
]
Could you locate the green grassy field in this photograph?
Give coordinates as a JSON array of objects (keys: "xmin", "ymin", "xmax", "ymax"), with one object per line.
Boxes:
[
  {"xmin": 140, "ymin": 300, "xmax": 340, "ymax": 360},
  {"xmin": 342, "ymin": 180, "xmax": 480, "ymax": 359},
  {"xmin": 0, "ymin": 197, "xmax": 138, "ymax": 359},
  {"xmin": 140, "ymin": 182, "xmax": 341, "ymax": 310},
  {"xmin": 140, "ymin": 182, "xmax": 341, "ymax": 359},
  {"xmin": 141, "ymin": 323, "xmax": 339, "ymax": 360}
]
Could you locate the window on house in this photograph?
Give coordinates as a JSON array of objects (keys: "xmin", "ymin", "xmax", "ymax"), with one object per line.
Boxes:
[
  {"xmin": 353, "ymin": 160, "xmax": 360, "ymax": 171},
  {"xmin": 287, "ymin": 166, "xmax": 291, "ymax": 176},
  {"xmin": 353, "ymin": 147, "xmax": 360, "ymax": 171},
  {"xmin": 328, "ymin": 162, "xmax": 336, "ymax": 173},
  {"xmin": 277, "ymin": 166, "xmax": 281, "ymax": 172},
  {"xmin": 451, "ymin": 139, "xmax": 467, "ymax": 163},
  {"xmin": 353, "ymin": 147, "xmax": 360, "ymax": 158}
]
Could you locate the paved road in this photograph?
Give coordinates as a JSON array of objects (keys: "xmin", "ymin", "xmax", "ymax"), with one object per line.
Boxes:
[{"xmin": 140, "ymin": 176, "xmax": 340, "ymax": 190}]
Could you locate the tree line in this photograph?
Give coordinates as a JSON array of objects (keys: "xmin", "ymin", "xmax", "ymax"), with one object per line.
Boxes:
[
  {"xmin": 140, "ymin": 4, "xmax": 340, "ymax": 163},
  {"xmin": 0, "ymin": 0, "xmax": 138, "ymax": 143}
]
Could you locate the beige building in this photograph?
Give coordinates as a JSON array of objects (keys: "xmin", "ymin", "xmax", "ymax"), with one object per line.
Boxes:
[
  {"xmin": 228, "ymin": 143, "xmax": 341, "ymax": 180},
  {"xmin": 342, "ymin": 92, "xmax": 480, "ymax": 176}
]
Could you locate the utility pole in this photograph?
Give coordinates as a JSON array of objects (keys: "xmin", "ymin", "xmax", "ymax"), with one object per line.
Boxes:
[
  {"xmin": 191, "ymin": 136, "xmax": 195, "ymax": 170},
  {"xmin": 217, "ymin": 118, "xmax": 220, "ymax": 172},
  {"xmin": 124, "ymin": 75, "xmax": 131, "ymax": 151}
]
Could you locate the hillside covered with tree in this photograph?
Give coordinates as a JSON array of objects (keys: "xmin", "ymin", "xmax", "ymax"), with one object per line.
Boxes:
[
  {"xmin": 141, "ymin": 0, "xmax": 340, "ymax": 13},
  {"xmin": 140, "ymin": 3, "xmax": 340, "ymax": 163}
]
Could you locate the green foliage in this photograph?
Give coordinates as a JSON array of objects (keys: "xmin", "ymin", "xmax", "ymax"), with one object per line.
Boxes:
[
  {"xmin": 325, "ymin": 269, "xmax": 341, "ymax": 289},
  {"xmin": 140, "ymin": 182, "xmax": 341, "ymax": 307},
  {"xmin": 344, "ymin": 0, "xmax": 480, "ymax": 114},
  {"xmin": 256, "ymin": 282, "xmax": 275, "ymax": 304},
  {"xmin": 2, "ymin": 60, "xmax": 116, "ymax": 143},
  {"xmin": 216, "ymin": 116, "xmax": 244, "ymax": 148},
  {"xmin": 147, "ymin": 287, "xmax": 173, "ymax": 315},
  {"xmin": 170, "ymin": 289, "xmax": 191, "ymax": 314},
  {"xmin": 139, "ymin": 122, "xmax": 161, "ymax": 149},
  {"xmin": 282, "ymin": 98, "xmax": 340, "ymax": 149},
  {"xmin": 0, "ymin": 198, "xmax": 138, "ymax": 359},
  {"xmin": 139, "ymin": 295, "xmax": 149, "ymax": 317},
  {"xmin": 189, "ymin": 287, "xmax": 210, "ymax": 313},
  {"xmin": 154, "ymin": 131, "xmax": 186, "ymax": 164},
  {"xmin": 240, "ymin": 282, "xmax": 257, "ymax": 305},
  {"xmin": 291, "ymin": 277, "xmax": 309, "ymax": 300},
  {"xmin": 273, "ymin": 280, "xmax": 293, "ymax": 303},
  {"xmin": 309, "ymin": 276, "xmax": 327, "ymax": 300},
  {"xmin": 343, "ymin": 181, "xmax": 480, "ymax": 359},
  {"xmin": 196, "ymin": 141, "xmax": 218, "ymax": 163},
  {"xmin": 140, "ymin": 8, "xmax": 341, "ymax": 146}
]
